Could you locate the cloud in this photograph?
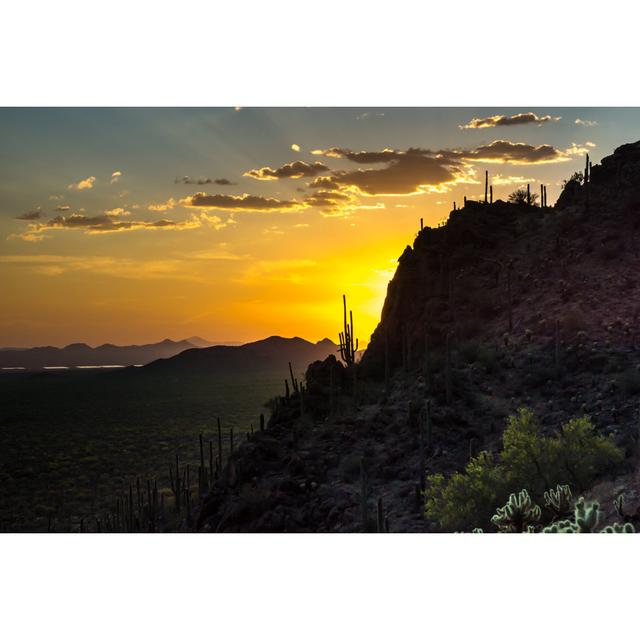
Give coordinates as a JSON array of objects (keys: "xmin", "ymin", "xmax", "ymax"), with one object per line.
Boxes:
[
  {"xmin": 8, "ymin": 232, "xmax": 47, "ymax": 242},
  {"xmin": 460, "ymin": 113, "xmax": 561, "ymax": 129},
  {"xmin": 491, "ymin": 174, "xmax": 536, "ymax": 185},
  {"xmin": 310, "ymin": 147, "xmax": 462, "ymax": 195},
  {"xmin": 291, "ymin": 143, "xmax": 301, "ymax": 152},
  {"xmin": 303, "ymin": 189, "xmax": 357, "ymax": 215},
  {"xmin": 21, "ymin": 213, "xmax": 208, "ymax": 235},
  {"xmin": 356, "ymin": 112, "xmax": 385, "ymax": 120},
  {"xmin": 463, "ymin": 140, "xmax": 570, "ymax": 164},
  {"xmin": 68, "ymin": 176, "xmax": 96, "ymax": 190},
  {"xmin": 181, "ymin": 192, "xmax": 305, "ymax": 212},
  {"xmin": 111, "ymin": 170, "xmax": 122, "ymax": 184},
  {"xmin": 54, "ymin": 204, "xmax": 71, "ymax": 212},
  {"xmin": 148, "ymin": 198, "xmax": 176, "ymax": 212},
  {"xmin": 48, "ymin": 195, "xmax": 63, "ymax": 201},
  {"xmin": 104, "ymin": 207, "xmax": 131, "ymax": 217},
  {"xmin": 311, "ymin": 147, "xmax": 408, "ymax": 163},
  {"xmin": 307, "ymin": 140, "xmax": 573, "ymax": 199},
  {"xmin": 565, "ymin": 141, "xmax": 597, "ymax": 155},
  {"xmin": 244, "ymin": 161, "xmax": 330, "ymax": 181},
  {"xmin": 16, "ymin": 209, "xmax": 43, "ymax": 220},
  {"xmin": 175, "ymin": 176, "xmax": 236, "ymax": 186},
  {"xmin": 575, "ymin": 118, "xmax": 598, "ymax": 127}
]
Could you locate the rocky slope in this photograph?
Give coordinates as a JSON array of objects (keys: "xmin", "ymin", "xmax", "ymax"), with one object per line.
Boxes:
[{"xmin": 194, "ymin": 141, "xmax": 640, "ymax": 533}]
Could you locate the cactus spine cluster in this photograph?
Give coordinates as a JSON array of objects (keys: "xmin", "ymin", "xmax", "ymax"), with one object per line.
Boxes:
[
  {"xmin": 491, "ymin": 489, "xmax": 541, "ymax": 532},
  {"xmin": 543, "ymin": 484, "xmax": 573, "ymax": 518}
]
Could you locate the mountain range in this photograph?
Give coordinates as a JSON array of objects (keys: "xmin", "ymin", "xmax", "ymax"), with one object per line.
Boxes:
[{"xmin": 0, "ymin": 337, "xmax": 210, "ymax": 369}]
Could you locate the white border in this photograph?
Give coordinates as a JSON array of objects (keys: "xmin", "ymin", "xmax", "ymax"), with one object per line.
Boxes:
[
  {"xmin": 1, "ymin": 1, "xmax": 639, "ymax": 106},
  {"xmin": 2, "ymin": 2, "xmax": 640, "ymax": 638}
]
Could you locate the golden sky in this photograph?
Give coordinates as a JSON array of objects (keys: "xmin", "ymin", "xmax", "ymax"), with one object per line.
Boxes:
[{"xmin": 1, "ymin": 107, "xmax": 637, "ymax": 347}]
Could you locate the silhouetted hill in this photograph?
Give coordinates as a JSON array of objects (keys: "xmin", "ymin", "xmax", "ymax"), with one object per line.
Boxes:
[
  {"xmin": 361, "ymin": 140, "xmax": 640, "ymax": 374},
  {"xmin": 144, "ymin": 336, "xmax": 338, "ymax": 376},
  {"xmin": 195, "ymin": 139, "xmax": 640, "ymax": 533},
  {"xmin": 0, "ymin": 339, "xmax": 197, "ymax": 369}
]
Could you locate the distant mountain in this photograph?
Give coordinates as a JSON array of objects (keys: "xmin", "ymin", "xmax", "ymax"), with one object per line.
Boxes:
[
  {"xmin": 184, "ymin": 336, "xmax": 214, "ymax": 348},
  {"xmin": 0, "ymin": 339, "xmax": 197, "ymax": 370},
  {"xmin": 184, "ymin": 336, "xmax": 243, "ymax": 348},
  {"xmin": 143, "ymin": 336, "xmax": 338, "ymax": 376}
]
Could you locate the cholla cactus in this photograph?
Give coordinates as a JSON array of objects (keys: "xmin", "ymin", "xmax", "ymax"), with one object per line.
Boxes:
[
  {"xmin": 491, "ymin": 489, "xmax": 541, "ymax": 532},
  {"xmin": 544, "ymin": 484, "xmax": 573, "ymax": 519},
  {"xmin": 574, "ymin": 497, "xmax": 601, "ymax": 532},
  {"xmin": 542, "ymin": 497, "xmax": 635, "ymax": 533},
  {"xmin": 601, "ymin": 522, "xmax": 635, "ymax": 533},
  {"xmin": 543, "ymin": 520, "xmax": 578, "ymax": 533}
]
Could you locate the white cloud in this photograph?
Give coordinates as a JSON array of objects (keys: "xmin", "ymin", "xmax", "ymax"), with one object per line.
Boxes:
[
  {"xmin": 566, "ymin": 142, "xmax": 597, "ymax": 156},
  {"xmin": 575, "ymin": 118, "xmax": 598, "ymax": 127},
  {"xmin": 291, "ymin": 143, "xmax": 301, "ymax": 152},
  {"xmin": 111, "ymin": 170, "xmax": 122, "ymax": 184},
  {"xmin": 68, "ymin": 176, "xmax": 96, "ymax": 190},
  {"xmin": 148, "ymin": 198, "xmax": 176, "ymax": 212}
]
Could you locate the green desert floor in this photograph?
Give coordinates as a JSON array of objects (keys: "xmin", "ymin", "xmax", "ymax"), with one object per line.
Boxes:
[{"xmin": 0, "ymin": 368, "xmax": 285, "ymax": 532}]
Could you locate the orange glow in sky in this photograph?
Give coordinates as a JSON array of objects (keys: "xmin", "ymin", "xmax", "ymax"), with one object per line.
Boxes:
[{"xmin": 1, "ymin": 107, "xmax": 635, "ymax": 347}]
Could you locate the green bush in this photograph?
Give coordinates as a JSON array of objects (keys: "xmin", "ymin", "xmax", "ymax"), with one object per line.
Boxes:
[{"xmin": 424, "ymin": 408, "xmax": 623, "ymax": 531}]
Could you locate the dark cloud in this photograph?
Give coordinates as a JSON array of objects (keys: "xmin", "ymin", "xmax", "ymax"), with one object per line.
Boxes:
[
  {"xmin": 30, "ymin": 213, "xmax": 202, "ymax": 234},
  {"xmin": 304, "ymin": 190, "xmax": 354, "ymax": 210},
  {"xmin": 463, "ymin": 140, "xmax": 567, "ymax": 164},
  {"xmin": 16, "ymin": 209, "xmax": 43, "ymax": 220},
  {"xmin": 175, "ymin": 177, "xmax": 236, "ymax": 186},
  {"xmin": 307, "ymin": 140, "xmax": 571, "ymax": 197},
  {"xmin": 310, "ymin": 147, "xmax": 460, "ymax": 195},
  {"xmin": 312, "ymin": 147, "xmax": 410, "ymax": 163},
  {"xmin": 244, "ymin": 161, "xmax": 330, "ymax": 180},
  {"xmin": 461, "ymin": 113, "xmax": 560, "ymax": 129},
  {"xmin": 182, "ymin": 192, "xmax": 304, "ymax": 212}
]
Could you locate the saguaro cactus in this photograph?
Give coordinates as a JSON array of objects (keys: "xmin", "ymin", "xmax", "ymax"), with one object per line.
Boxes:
[
  {"xmin": 444, "ymin": 332, "xmax": 452, "ymax": 404},
  {"xmin": 554, "ymin": 319, "xmax": 560, "ymax": 380},
  {"xmin": 484, "ymin": 170, "xmax": 488, "ymax": 204},
  {"xmin": 584, "ymin": 153, "xmax": 591, "ymax": 211},
  {"xmin": 338, "ymin": 294, "xmax": 358, "ymax": 367},
  {"xmin": 360, "ymin": 457, "xmax": 369, "ymax": 532},
  {"xmin": 384, "ymin": 327, "xmax": 390, "ymax": 396}
]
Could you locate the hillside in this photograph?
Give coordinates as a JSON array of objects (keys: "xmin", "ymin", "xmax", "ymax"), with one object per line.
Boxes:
[
  {"xmin": 192, "ymin": 140, "xmax": 640, "ymax": 533},
  {"xmin": 143, "ymin": 336, "xmax": 338, "ymax": 376}
]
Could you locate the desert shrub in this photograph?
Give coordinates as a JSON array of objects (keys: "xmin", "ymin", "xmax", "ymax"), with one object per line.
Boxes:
[
  {"xmin": 424, "ymin": 408, "xmax": 623, "ymax": 531},
  {"xmin": 424, "ymin": 452, "xmax": 505, "ymax": 532},
  {"xmin": 508, "ymin": 188, "xmax": 538, "ymax": 206}
]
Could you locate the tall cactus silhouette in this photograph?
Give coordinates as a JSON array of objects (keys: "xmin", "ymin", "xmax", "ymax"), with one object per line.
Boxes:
[{"xmin": 338, "ymin": 294, "xmax": 358, "ymax": 366}]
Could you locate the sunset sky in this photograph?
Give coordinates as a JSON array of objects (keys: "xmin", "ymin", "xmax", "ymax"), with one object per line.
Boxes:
[{"xmin": 2, "ymin": 107, "xmax": 639, "ymax": 348}]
